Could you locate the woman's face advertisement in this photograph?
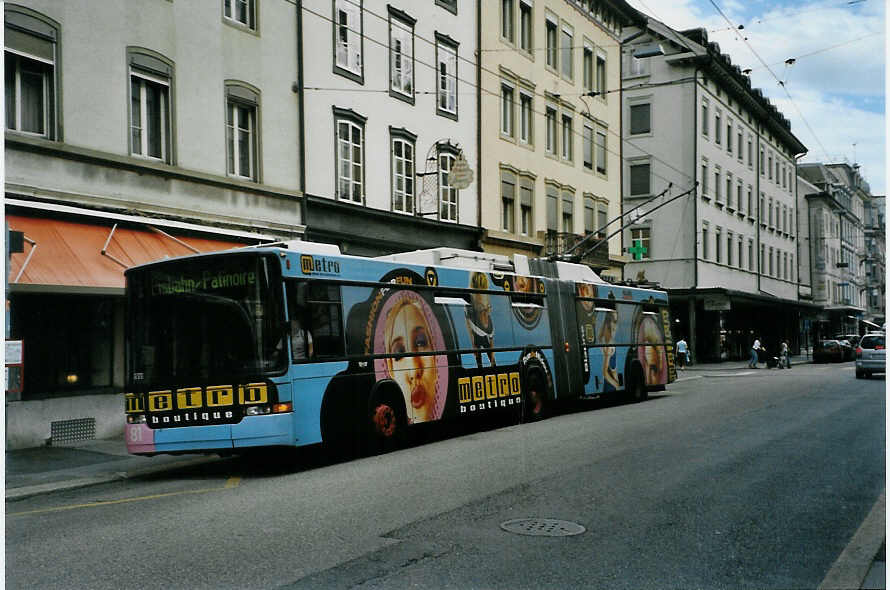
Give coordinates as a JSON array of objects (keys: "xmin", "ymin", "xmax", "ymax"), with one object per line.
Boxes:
[
  {"xmin": 374, "ymin": 290, "xmax": 448, "ymax": 424},
  {"xmin": 637, "ymin": 315, "xmax": 667, "ymax": 385}
]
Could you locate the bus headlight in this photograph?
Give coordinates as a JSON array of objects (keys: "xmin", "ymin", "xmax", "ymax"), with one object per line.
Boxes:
[
  {"xmin": 245, "ymin": 402, "xmax": 293, "ymax": 416},
  {"xmin": 127, "ymin": 414, "xmax": 147, "ymax": 424}
]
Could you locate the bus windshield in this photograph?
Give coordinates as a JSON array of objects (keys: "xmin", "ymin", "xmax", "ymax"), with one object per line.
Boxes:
[{"xmin": 126, "ymin": 252, "xmax": 286, "ymax": 387}]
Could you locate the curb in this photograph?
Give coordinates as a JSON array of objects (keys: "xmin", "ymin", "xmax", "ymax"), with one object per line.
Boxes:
[
  {"xmin": 819, "ymin": 491, "xmax": 885, "ymax": 590},
  {"xmin": 6, "ymin": 456, "xmax": 220, "ymax": 501}
]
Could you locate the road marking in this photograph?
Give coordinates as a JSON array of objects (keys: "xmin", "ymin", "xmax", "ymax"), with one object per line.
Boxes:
[
  {"xmin": 8, "ymin": 484, "xmax": 231, "ymax": 517},
  {"xmin": 225, "ymin": 477, "xmax": 241, "ymax": 489}
]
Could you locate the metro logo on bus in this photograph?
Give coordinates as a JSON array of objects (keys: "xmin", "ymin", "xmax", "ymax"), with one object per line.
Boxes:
[
  {"xmin": 300, "ymin": 255, "xmax": 341, "ymax": 276},
  {"xmin": 457, "ymin": 370, "xmax": 521, "ymax": 414},
  {"xmin": 125, "ymin": 383, "xmax": 272, "ymax": 428}
]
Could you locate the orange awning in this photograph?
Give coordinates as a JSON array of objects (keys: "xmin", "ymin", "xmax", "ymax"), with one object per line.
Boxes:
[{"xmin": 7, "ymin": 214, "xmax": 250, "ymax": 292}]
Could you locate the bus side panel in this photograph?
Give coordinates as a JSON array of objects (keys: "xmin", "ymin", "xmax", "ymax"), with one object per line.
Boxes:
[
  {"xmin": 286, "ymin": 361, "xmax": 349, "ymax": 446},
  {"xmin": 152, "ymin": 424, "xmax": 234, "ymax": 453}
]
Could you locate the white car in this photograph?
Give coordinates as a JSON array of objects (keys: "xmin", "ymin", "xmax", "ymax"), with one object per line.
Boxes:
[{"xmin": 855, "ymin": 333, "xmax": 885, "ymax": 378}]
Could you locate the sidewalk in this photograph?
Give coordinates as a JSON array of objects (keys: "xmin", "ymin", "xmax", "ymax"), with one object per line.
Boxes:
[
  {"xmin": 5, "ymin": 436, "xmax": 220, "ymax": 501},
  {"xmin": 682, "ymin": 353, "xmax": 815, "ymax": 373}
]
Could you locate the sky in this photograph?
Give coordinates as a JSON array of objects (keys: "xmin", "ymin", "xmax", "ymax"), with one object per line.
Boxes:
[{"xmin": 623, "ymin": 0, "xmax": 886, "ymax": 195}]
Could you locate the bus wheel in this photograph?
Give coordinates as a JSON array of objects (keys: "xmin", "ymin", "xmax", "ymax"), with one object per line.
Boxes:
[
  {"xmin": 366, "ymin": 392, "xmax": 406, "ymax": 454},
  {"xmin": 522, "ymin": 368, "xmax": 548, "ymax": 421},
  {"xmin": 627, "ymin": 366, "xmax": 648, "ymax": 402}
]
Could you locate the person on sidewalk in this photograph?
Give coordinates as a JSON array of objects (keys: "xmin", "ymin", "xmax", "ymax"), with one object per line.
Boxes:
[
  {"xmin": 676, "ymin": 337, "xmax": 688, "ymax": 370},
  {"xmin": 749, "ymin": 336, "xmax": 761, "ymax": 368},
  {"xmin": 779, "ymin": 340, "xmax": 790, "ymax": 369}
]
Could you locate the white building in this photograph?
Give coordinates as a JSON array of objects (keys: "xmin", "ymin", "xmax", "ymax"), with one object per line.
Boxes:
[
  {"xmin": 620, "ymin": 19, "xmax": 809, "ymax": 361},
  {"xmin": 5, "ymin": 0, "xmax": 305, "ymax": 448},
  {"xmin": 299, "ymin": 0, "xmax": 480, "ymax": 255}
]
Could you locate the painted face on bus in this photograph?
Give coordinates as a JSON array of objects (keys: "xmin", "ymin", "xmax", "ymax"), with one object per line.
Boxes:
[
  {"xmin": 385, "ymin": 297, "xmax": 438, "ymax": 423},
  {"xmin": 637, "ymin": 315, "xmax": 667, "ymax": 385},
  {"xmin": 599, "ymin": 310, "xmax": 618, "ymax": 344}
]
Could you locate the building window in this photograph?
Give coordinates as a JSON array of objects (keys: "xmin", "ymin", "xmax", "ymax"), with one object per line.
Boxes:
[
  {"xmin": 334, "ymin": 107, "xmax": 366, "ymax": 202},
  {"xmin": 630, "ymin": 227, "xmax": 651, "ymax": 260},
  {"xmin": 5, "ymin": 7, "xmax": 58, "ymax": 139},
  {"xmin": 725, "ymin": 175, "xmax": 732, "ymax": 208},
  {"xmin": 595, "ymin": 52, "xmax": 606, "ymax": 97},
  {"xmin": 748, "ymin": 137, "xmax": 753, "ymax": 166},
  {"xmin": 595, "ymin": 130, "xmax": 607, "ymax": 174},
  {"xmin": 702, "ymin": 224, "xmax": 709, "ymax": 259},
  {"xmin": 546, "ymin": 184, "xmax": 559, "ymax": 231},
  {"xmin": 701, "ymin": 100, "xmax": 709, "ymax": 137},
  {"xmin": 701, "ymin": 161, "xmax": 708, "ymax": 197},
  {"xmin": 500, "ymin": 82, "xmax": 515, "ymax": 137},
  {"xmin": 715, "ymin": 111, "xmax": 721, "ymax": 145},
  {"xmin": 560, "ymin": 25, "xmax": 573, "ymax": 79},
  {"xmin": 737, "ymin": 182, "xmax": 743, "ymax": 212},
  {"xmin": 436, "ymin": 35, "xmax": 458, "ymax": 119},
  {"xmin": 726, "ymin": 231, "xmax": 733, "ymax": 266},
  {"xmin": 583, "ymin": 124, "xmax": 593, "ymax": 170},
  {"xmin": 389, "ymin": 10, "xmax": 415, "ymax": 100},
  {"xmin": 502, "ymin": 169, "xmax": 516, "ymax": 232},
  {"xmin": 726, "ymin": 120, "xmax": 732, "ymax": 154},
  {"xmin": 226, "ymin": 83, "xmax": 259, "ymax": 181},
  {"xmin": 224, "ymin": 0, "xmax": 256, "ymax": 29},
  {"xmin": 391, "ymin": 129, "xmax": 415, "ymax": 214},
  {"xmin": 545, "ymin": 16, "xmax": 558, "ymax": 69},
  {"xmin": 768, "ymin": 154, "xmax": 773, "ymax": 180},
  {"xmin": 629, "ymin": 103, "xmax": 650, "ymax": 135},
  {"xmin": 501, "ymin": 0, "xmax": 515, "ymax": 43},
  {"xmin": 760, "ymin": 147, "xmax": 765, "ymax": 174},
  {"xmin": 128, "ymin": 50, "xmax": 173, "ymax": 163},
  {"xmin": 561, "ymin": 113, "xmax": 573, "ymax": 161},
  {"xmin": 519, "ymin": 1, "xmax": 532, "ymax": 53},
  {"xmin": 520, "ymin": 177, "xmax": 533, "ymax": 235},
  {"xmin": 768, "ymin": 198, "xmax": 774, "ymax": 227},
  {"xmin": 749, "ymin": 239, "xmax": 754, "ymax": 271},
  {"xmin": 584, "ymin": 195, "xmax": 595, "ymax": 235},
  {"xmin": 519, "ymin": 92, "xmax": 532, "ymax": 145},
  {"xmin": 561, "ymin": 190, "xmax": 574, "ymax": 233},
  {"xmin": 597, "ymin": 207, "xmax": 608, "ymax": 239},
  {"xmin": 583, "ymin": 44, "xmax": 594, "ymax": 92},
  {"xmin": 545, "ymin": 105, "xmax": 557, "ymax": 155},
  {"xmin": 334, "ymin": 0, "xmax": 363, "ymax": 82},
  {"xmin": 715, "ymin": 227, "xmax": 722, "ymax": 263},
  {"xmin": 629, "ymin": 162, "xmax": 650, "ymax": 196},
  {"xmin": 438, "ymin": 145, "xmax": 458, "ymax": 221},
  {"xmin": 737, "ymin": 130, "xmax": 743, "ymax": 160},
  {"xmin": 714, "ymin": 168, "xmax": 721, "ymax": 203},
  {"xmin": 436, "ymin": 0, "xmax": 457, "ymax": 14},
  {"xmin": 747, "ymin": 187, "xmax": 753, "ymax": 217},
  {"xmin": 738, "ymin": 237, "xmax": 744, "ymax": 269}
]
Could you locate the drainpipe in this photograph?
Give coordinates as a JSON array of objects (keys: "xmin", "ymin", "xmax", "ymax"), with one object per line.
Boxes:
[
  {"xmin": 475, "ymin": 0, "xmax": 482, "ymax": 239},
  {"xmin": 619, "ymin": 26, "xmax": 648, "ymax": 280},
  {"xmin": 296, "ymin": 0, "xmax": 308, "ymax": 237}
]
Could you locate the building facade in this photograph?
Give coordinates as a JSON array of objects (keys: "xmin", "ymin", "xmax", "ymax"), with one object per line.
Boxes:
[
  {"xmin": 298, "ymin": 0, "xmax": 481, "ymax": 255},
  {"xmin": 478, "ymin": 0, "xmax": 642, "ymax": 280},
  {"xmin": 798, "ymin": 163, "xmax": 871, "ymax": 338},
  {"xmin": 620, "ymin": 21, "xmax": 809, "ymax": 361},
  {"xmin": 863, "ymin": 194, "xmax": 885, "ymax": 327},
  {"xmin": 5, "ymin": 0, "xmax": 307, "ymax": 448}
]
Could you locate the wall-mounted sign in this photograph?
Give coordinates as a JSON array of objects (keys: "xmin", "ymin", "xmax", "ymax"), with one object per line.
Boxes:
[{"xmin": 703, "ymin": 296, "xmax": 731, "ymax": 311}]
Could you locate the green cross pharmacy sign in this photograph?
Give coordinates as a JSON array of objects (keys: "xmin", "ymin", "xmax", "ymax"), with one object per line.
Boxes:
[{"xmin": 628, "ymin": 239, "xmax": 647, "ymax": 260}]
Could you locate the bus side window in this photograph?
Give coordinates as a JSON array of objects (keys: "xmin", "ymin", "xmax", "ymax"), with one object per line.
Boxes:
[
  {"xmin": 286, "ymin": 282, "xmax": 313, "ymax": 362},
  {"xmin": 307, "ymin": 283, "xmax": 345, "ymax": 359}
]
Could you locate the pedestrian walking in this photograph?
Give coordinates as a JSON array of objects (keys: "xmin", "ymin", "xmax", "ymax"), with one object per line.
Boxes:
[
  {"xmin": 779, "ymin": 340, "xmax": 790, "ymax": 369},
  {"xmin": 749, "ymin": 336, "xmax": 761, "ymax": 368},
  {"xmin": 676, "ymin": 337, "xmax": 688, "ymax": 370}
]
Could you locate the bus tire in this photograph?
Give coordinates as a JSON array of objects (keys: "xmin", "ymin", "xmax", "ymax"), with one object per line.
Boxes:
[
  {"xmin": 365, "ymin": 386, "xmax": 408, "ymax": 454},
  {"xmin": 522, "ymin": 367, "xmax": 548, "ymax": 421},
  {"xmin": 627, "ymin": 364, "xmax": 648, "ymax": 403}
]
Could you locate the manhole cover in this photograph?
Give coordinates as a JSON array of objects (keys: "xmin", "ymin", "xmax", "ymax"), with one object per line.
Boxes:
[{"xmin": 500, "ymin": 518, "xmax": 586, "ymax": 537}]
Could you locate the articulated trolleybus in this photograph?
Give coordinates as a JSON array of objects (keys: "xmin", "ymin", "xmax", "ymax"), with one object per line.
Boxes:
[{"xmin": 124, "ymin": 242, "xmax": 676, "ymax": 455}]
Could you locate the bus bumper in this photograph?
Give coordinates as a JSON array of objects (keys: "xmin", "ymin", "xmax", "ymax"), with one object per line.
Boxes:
[{"xmin": 232, "ymin": 413, "xmax": 296, "ymax": 448}]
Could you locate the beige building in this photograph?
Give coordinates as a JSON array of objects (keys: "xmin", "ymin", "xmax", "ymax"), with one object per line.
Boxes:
[{"xmin": 478, "ymin": 0, "xmax": 643, "ymax": 280}]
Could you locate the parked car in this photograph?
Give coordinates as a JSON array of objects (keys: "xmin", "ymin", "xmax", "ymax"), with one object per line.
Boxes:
[
  {"xmin": 855, "ymin": 333, "xmax": 885, "ymax": 378},
  {"xmin": 837, "ymin": 339, "xmax": 855, "ymax": 361},
  {"xmin": 814, "ymin": 340, "xmax": 846, "ymax": 363},
  {"xmin": 836, "ymin": 334, "xmax": 861, "ymax": 348}
]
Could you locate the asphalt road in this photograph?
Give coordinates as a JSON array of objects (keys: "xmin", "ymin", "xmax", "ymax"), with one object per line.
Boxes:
[{"xmin": 6, "ymin": 362, "xmax": 884, "ymax": 589}]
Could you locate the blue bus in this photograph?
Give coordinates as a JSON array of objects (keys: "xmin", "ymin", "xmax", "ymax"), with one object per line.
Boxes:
[{"xmin": 124, "ymin": 242, "xmax": 676, "ymax": 455}]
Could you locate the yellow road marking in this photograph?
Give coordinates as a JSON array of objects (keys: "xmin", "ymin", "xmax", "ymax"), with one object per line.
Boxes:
[
  {"xmin": 225, "ymin": 477, "xmax": 241, "ymax": 489},
  {"xmin": 9, "ymin": 484, "xmax": 231, "ymax": 517}
]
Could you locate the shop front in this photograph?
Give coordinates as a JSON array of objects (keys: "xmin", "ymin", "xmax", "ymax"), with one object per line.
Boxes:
[{"xmin": 5, "ymin": 203, "xmax": 271, "ymax": 449}]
